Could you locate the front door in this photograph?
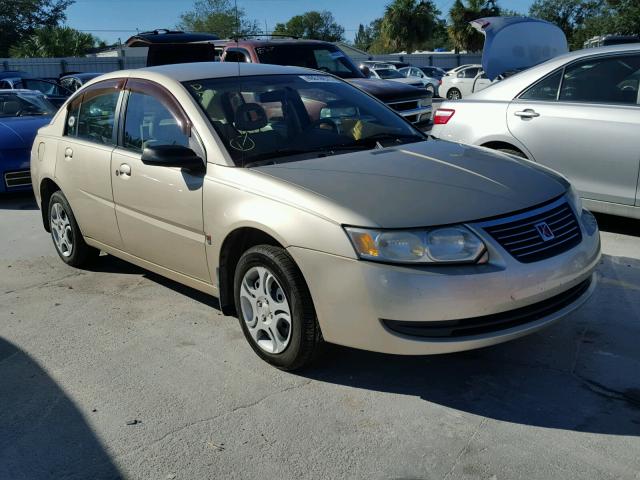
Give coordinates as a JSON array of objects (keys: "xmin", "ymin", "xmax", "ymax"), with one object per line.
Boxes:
[
  {"xmin": 507, "ymin": 53, "xmax": 640, "ymax": 206},
  {"xmin": 111, "ymin": 79, "xmax": 210, "ymax": 281},
  {"xmin": 54, "ymin": 79, "xmax": 124, "ymax": 248}
]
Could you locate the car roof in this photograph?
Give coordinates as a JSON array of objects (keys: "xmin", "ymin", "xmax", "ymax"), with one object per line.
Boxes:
[
  {"xmin": 90, "ymin": 62, "xmax": 319, "ymax": 84},
  {"xmin": 224, "ymin": 39, "xmax": 336, "ymax": 47},
  {"xmin": 126, "ymin": 30, "xmax": 219, "ymax": 47}
]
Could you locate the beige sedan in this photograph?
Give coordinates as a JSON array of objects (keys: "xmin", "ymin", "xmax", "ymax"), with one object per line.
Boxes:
[{"xmin": 31, "ymin": 63, "xmax": 600, "ymax": 370}]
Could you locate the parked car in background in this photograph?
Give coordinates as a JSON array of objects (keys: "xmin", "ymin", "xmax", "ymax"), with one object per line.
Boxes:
[
  {"xmin": 432, "ymin": 44, "xmax": 640, "ymax": 219},
  {"xmin": 398, "ymin": 66, "xmax": 441, "ymax": 96},
  {"xmin": 440, "ymin": 64, "xmax": 484, "ymax": 99},
  {"xmin": 0, "ymin": 73, "xmax": 72, "ymax": 108},
  {"xmin": 369, "ymin": 66, "xmax": 425, "ymax": 88},
  {"xmin": 60, "ymin": 72, "xmax": 103, "ymax": 92},
  {"xmin": 31, "ymin": 62, "xmax": 599, "ymax": 370},
  {"xmin": 130, "ymin": 32, "xmax": 435, "ymax": 129},
  {"xmin": 359, "ymin": 61, "xmax": 397, "ymax": 70},
  {"xmin": 0, "ymin": 90, "xmax": 55, "ymax": 192}
]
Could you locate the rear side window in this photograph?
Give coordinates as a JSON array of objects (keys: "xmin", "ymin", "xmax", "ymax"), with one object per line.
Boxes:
[
  {"xmin": 459, "ymin": 67, "xmax": 480, "ymax": 79},
  {"xmin": 77, "ymin": 88, "xmax": 120, "ymax": 145},
  {"xmin": 520, "ymin": 71, "xmax": 562, "ymax": 101},
  {"xmin": 559, "ymin": 54, "xmax": 640, "ymax": 104},
  {"xmin": 65, "ymin": 95, "xmax": 83, "ymax": 137},
  {"xmin": 123, "ymin": 90, "xmax": 189, "ymax": 153}
]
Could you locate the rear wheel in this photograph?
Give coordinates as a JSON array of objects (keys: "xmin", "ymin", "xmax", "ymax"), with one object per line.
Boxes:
[
  {"xmin": 48, "ymin": 191, "xmax": 99, "ymax": 267},
  {"xmin": 234, "ymin": 245, "xmax": 323, "ymax": 370},
  {"xmin": 446, "ymin": 88, "xmax": 461, "ymax": 100}
]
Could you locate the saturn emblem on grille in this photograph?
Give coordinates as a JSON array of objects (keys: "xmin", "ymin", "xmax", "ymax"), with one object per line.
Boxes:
[{"xmin": 535, "ymin": 222, "xmax": 555, "ymax": 241}]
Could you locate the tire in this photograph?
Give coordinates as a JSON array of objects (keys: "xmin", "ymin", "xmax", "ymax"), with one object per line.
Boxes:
[
  {"xmin": 425, "ymin": 84, "xmax": 435, "ymax": 96},
  {"xmin": 447, "ymin": 88, "xmax": 461, "ymax": 100},
  {"xmin": 497, "ymin": 147, "xmax": 526, "ymax": 158},
  {"xmin": 234, "ymin": 245, "xmax": 323, "ymax": 371},
  {"xmin": 48, "ymin": 191, "xmax": 100, "ymax": 267}
]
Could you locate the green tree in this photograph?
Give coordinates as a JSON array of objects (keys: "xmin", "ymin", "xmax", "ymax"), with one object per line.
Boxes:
[
  {"xmin": 9, "ymin": 25, "xmax": 99, "ymax": 57},
  {"xmin": 448, "ymin": 0, "xmax": 500, "ymax": 53},
  {"xmin": 380, "ymin": 0, "xmax": 440, "ymax": 53},
  {"xmin": 354, "ymin": 24, "xmax": 374, "ymax": 51},
  {"xmin": 0, "ymin": 0, "xmax": 74, "ymax": 57},
  {"xmin": 272, "ymin": 11, "xmax": 344, "ymax": 42},
  {"xmin": 179, "ymin": 0, "xmax": 260, "ymax": 38},
  {"xmin": 529, "ymin": 0, "xmax": 602, "ymax": 47}
]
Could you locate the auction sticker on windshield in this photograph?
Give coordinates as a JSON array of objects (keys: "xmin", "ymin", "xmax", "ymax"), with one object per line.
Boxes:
[{"xmin": 299, "ymin": 75, "xmax": 341, "ymax": 83}]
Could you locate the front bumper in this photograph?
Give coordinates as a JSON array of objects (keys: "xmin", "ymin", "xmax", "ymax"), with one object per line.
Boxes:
[{"xmin": 288, "ymin": 208, "xmax": 600, "ymax": 355}]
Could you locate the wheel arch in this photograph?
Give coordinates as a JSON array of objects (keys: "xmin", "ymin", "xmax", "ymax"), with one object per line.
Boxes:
[
  {"xmin": 480, "ymin": 140, "xmax": 530, "ymax": 159},
  {"xmin": 217, "ymin": 226, "xmax": 285, "ymax": 316},
  {"xmin": 39, "ymin": 177, "xmax": 61, "ymax": 232}
]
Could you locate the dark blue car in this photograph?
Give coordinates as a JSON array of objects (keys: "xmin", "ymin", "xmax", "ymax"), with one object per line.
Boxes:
[{"xmin": 0, "ymin": 90, "xmax": 55, "ymax": 193}]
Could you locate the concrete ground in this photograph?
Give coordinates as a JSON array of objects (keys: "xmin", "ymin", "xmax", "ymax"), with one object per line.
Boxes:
[{"xmin": 1, "ymin": 192, "xmax": 639, "ymax": 480}]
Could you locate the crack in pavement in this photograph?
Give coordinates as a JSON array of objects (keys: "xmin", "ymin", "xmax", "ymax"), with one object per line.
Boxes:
[
  {"xmin": 113, "ymin": 379, "xmax": 313, "ymax": 460},
  {"xmin": 443, "ymin": 417, "xmax": 488, "ymax": 480}
]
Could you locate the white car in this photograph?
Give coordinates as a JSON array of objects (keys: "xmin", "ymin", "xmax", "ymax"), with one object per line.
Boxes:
[
  {"xmin": 439, "ymin": 64, "xmax": 487, "ymax": 99},
  {"xmin": 398, "ymin": 66, "xmax": 441, "ymax": 96},
  {"xmin": 432, "ymin": 18, "xmax": 640, "ymax": 220},
  {"xmin": 369, "ymin": 67, "xmax": 424, "ymax": 88}
]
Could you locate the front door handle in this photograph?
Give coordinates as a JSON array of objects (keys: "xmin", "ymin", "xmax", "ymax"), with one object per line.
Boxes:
[
  {"xmin": 514, "ymin": 109, "xmax": 540, "ymax": 118},
  {"xmin": 117, "ymin": 164, "xmax": 131, "ymax": 177}
]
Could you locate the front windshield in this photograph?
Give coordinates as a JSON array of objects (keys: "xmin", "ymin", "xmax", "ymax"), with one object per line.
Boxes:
[
  {"xmin": 0, "ymin": 92, "xmax": 55, "ymax": 117},
  {"xmin": 254, "ymin": 45, "xmax": 361, "ymax": 79},
  {"xmin": 376, "ymin": 69, "xmax": 404, "ymax": 79},
  {"xmin": 184, "ymin": 74, "xmax": 425, "ymax": 167}
]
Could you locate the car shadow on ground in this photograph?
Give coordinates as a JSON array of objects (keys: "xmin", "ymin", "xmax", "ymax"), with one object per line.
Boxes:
[
  {"xmin": 296, "ymin": 252, "xmax": 640, "ymax": 437},
  {"xmin": 0, "ymin": 192, "xmax": 38, "ymax": 210},
  {"xmin": 0, "ymin": 337, "xmax": 122, "ymax": 479},
  {"xmin": 595, "ymin": 212, "xmax": 640, "ymax": 237}
]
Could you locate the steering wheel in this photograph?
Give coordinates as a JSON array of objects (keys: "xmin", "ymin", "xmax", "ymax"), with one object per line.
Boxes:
[{"xmin": 305, "ymin": 118, "xmax": 338, "ymax": 132}]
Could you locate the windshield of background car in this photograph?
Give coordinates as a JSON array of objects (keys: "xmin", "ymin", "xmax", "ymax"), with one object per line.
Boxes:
[
  {"xmin": 254, "ymin": 45, "xmax": 361, "ymax": 79},
  {"xmin": 0, "ymin": 92, "xmax": 55, "ymax": 117},
  {"xmin": 376, "ymin": 69, "xmax": 404, "ymax": 79},
  {"xmin": 184, "ymin": 74, "xmax": 424, "ymax": 167}
]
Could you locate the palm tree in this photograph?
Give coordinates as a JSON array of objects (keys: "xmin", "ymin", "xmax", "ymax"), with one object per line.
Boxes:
[
  {"xmin": 381, "ymin": 0, "xmax": 440, "ymax": 53},
  {"xmin": 10, "ymin": 26, "xmax": 98, "ymax": 58},
  {"xmin": 448, "ymin": 0, "xmax": 500, "ymax": 53}
]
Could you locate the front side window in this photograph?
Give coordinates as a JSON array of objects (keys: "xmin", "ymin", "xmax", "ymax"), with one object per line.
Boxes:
[
  {"xmin": 123, "ymin": 89, "xmax": 189, "ymax": 153},
  {"xmin": 184, "ymin": 74, "xmax": 424, "ymax": 167},
  {"xmin": 559, "ymin": 54, "xmax": 640, "ymax": 104}
]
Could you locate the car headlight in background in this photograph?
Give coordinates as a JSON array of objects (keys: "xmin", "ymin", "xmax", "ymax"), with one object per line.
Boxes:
[{"xmin": 344, "ymin": 226, "xmax": 486, "ymax": 264}]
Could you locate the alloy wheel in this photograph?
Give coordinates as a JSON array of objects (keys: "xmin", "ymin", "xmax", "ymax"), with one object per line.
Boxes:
[
  {"xmin": 239, "ymin": 266, "xmax": 292, "ymax": 354},
  {"xmin": 50, "ymin": 202, "xmax": 73, "ymax": 257}
]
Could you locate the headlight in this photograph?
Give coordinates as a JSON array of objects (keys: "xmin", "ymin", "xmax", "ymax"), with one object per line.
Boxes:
[
  {"xmin": 344, "ymin": 226, "xmax": 486, "ymax": 264},
  {"xmin": 568, "ymin": 185, "xmax": 583, "ymax": 214}
]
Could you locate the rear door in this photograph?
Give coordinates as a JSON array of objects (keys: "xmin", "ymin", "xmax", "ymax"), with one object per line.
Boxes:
[
  {"xmin": 507, "ymin": 53, "xmax": 640, "ymax": 205},
  {"xmin": 55, "ymin": 79, "xmax": 124, "ymax": 248}
]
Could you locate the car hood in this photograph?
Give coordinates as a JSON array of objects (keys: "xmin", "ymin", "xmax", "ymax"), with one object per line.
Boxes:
[
  {"xmin": 471, "ymin": 16, "xmax": 568, "ymax": 80},
  {"xmin": 347, "ymin": 78, "xmax": 428, "ymax": 102},
  {"xmin": 253, "ymin": 139, "xmax": 567, "ymax": 228},
  {"xmin": 0, "ymin": 116, "xmax": 51, "ymax": 150}
]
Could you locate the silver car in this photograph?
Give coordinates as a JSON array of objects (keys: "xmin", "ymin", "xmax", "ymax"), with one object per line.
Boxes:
[{"xmin": 31, "ymin": 62, "xmax": 600, "ymax": 370}]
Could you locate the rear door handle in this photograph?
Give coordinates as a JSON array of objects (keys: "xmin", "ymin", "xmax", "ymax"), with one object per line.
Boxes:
[
  {"xmin": 117, "ymin": 164, "xmax": 131, "ymax": 177},
  {"xmin": 514, "ymin": 109, "xmax": 540, "ymax": 118},
  {"xmin": 64, "ymin": 147, "xmax": 73, "ymax": 159}
]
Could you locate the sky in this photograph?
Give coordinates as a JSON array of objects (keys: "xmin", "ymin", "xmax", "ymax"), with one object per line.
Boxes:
[{"xmin": 65, "ymin": 0, "xmax": 535, "ymax": 45}]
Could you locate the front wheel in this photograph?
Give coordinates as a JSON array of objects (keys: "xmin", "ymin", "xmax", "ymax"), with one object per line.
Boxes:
[
  {"xmin": 234, "ymin": 245, "xmax": 323, "ymax": 370},
  {"xmin": 48, "ymin": 191, "xmax": 99, "ymax": 267}
]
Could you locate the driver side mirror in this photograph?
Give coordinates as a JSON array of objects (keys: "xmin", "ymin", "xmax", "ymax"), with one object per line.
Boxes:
[
  {"xmin": 359, "ymin": 65, "xmax": 371, "ymax": 78},
  {"xmin": 141, "ymin": 145, "xmax": 204, "ymax": 172}
]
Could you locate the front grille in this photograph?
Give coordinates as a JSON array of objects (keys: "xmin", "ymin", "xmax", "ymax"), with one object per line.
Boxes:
[
  {"xmin": 387, "ymin": 100, "xmax": 419, "ymax": 112},
  {"xmin": 383, "ymin": 278, "xmax": 591, "ymax": 338},
  {"xmin": 483, "ymin": 200, "xmax": 582, "ymax": 263},
  {"xmin": 4, "ymin": 170, "xmax": 31, "ymax": 188}
]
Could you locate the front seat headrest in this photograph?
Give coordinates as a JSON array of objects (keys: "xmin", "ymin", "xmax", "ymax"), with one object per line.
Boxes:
[{"xmin": 234, "ymin": 103, "xmax": 268, "ymax": 131}]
